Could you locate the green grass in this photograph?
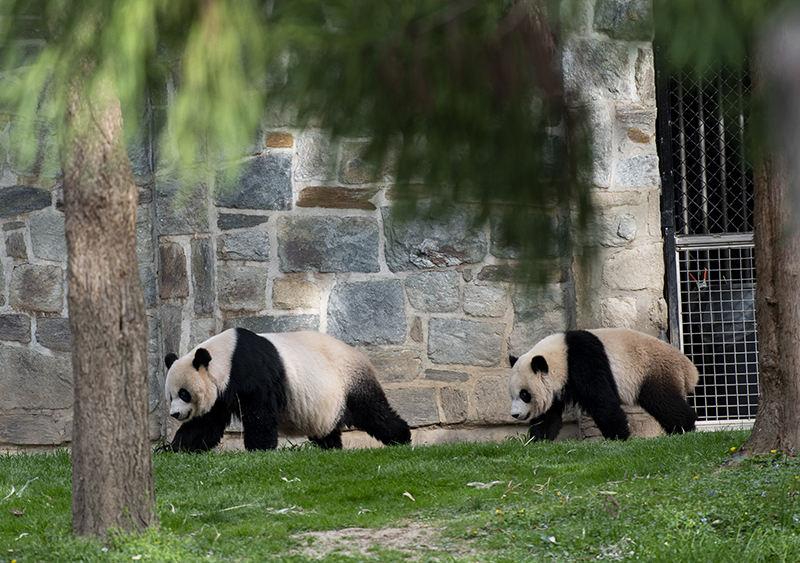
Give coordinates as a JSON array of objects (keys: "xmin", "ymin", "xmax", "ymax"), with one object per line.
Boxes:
[{"xmin": 2, "ymin": 430, "xmax": 800, "ymax": 561}]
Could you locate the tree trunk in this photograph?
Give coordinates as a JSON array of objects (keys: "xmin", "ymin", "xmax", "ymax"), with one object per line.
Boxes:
[
  {"xmin": 743, "ymin": 21, "xmax": 800, "ymax": 454},
  {"xmin": 62, "ymin": 75, "xmax": 156, "ymax": 536}
]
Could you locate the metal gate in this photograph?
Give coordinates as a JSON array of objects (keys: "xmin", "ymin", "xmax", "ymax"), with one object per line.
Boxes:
[{"xmin": 656, "ymin": 60, "xmax": 758, "ymax": 426}]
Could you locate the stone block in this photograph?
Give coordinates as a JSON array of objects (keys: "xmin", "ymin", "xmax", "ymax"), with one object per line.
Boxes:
[
  {"xmin": 593, "ymin": 0, "xmax": 653, "ymax": 41},
  {"xmin": 158, "ymin": 242, "xmax": 189, "ymax": 299},
  {"xmin": 440, "ymin": 387, "xmax": 468, "ymax": 424},
  {"xmin": 338, "ymin": 139, "xmax": 394, "ymax": 184},
  {"xmin": 5, "ymin": 231, "xmax": 27, "ymax": 260},
  {"xmin": 563, "ymin": 39, "xmax": 630, "ymax": 104},
  {"xmin": 508, "ymin": 285, "xmax": 567, "ymax": 358},
  {"xmin": 217, "ymin": 213, "xmax": 269, "ymax": 231},
  {"xmin": 297, "ymin": 186, "xmax": 378, "ymax": 210},
  {"xmin": 136, "ymin": 205, "xmax": 154, "ymax": 263},
  {"xmin": 191, "ymin": 238, "xmax": 215, "ymax": 314},
  {"xmin": 266, "ymin": 131, "xmax": 293, "ymax": 148},
  {"xmin": 155, "ymin": 177, "xmax": 209, "ymax": 235},
  {"xmin": 615, "ymin": 155, "xmax": 660, "ymax": 188},
  {"xmin": 189, "ymin": 318, "xmax": 217, "ymax": 349},
  {"xmin": 35, "ymin": 317, "xmax": 71, "ymax": 351},
  {"xmin": 602, "ymin": 244, "xmax": 663, "ymax": 291},
  {"xmin": 463, "ymin": 285, "xmax": 508, "ymax": 318},
  {"xmin": 0, "ymin": 344, "xmax": 72, "ymax": 409},
  {"xmin": 364, "ymin": 350, "xmax": 423, "ymax": 383},
  {"xmin": 0, "ymin": 186, "xmax": 52, "ymax": 218},
  {"xmin": 635, "ymin": 47, "xmax": 655, "ymax": 102},
  {"xmin": 385, "ymin": 388, "xmax": 439, "ymax": 427},
  {"xmin": 600, "ymin": 296, "xmax": 638, "ymax": 328},
  {"xmin": 216, "ymin": 154, "xmax": 292, "ymax": 210},
  {"xmin": 29, "ymin": 213, "xmax": 66, "ymax": 262},
  {"xmin": 615, "ymin": 102, "xmax": 657, "ymax": 124},
  {"xmin": 328, "ymin": 280, "xmax": 406, "ymax": 345},
  {"xmin": 9, "ymin": 264, "xmax": 63, "ymax": 313},
  {"xmin": 382, "ymin": 206, "xmax": 488, "ymax": 271},
  {"xmin": 584, "ymin": 103, "xmax": 613, "ymax": 187},
  {"xmin": 217, "ymin": 231, "xmax": 270, "ymax": 262},
  {"xmin": 594, "ymin": 213, "xmax": 637, "ymax": 247},
  {"xmin": 8, "ymin": 123, "xmax": 60, "ymax": 177},
  {"xmin": 277, "ymin": 216, "xmax": 380, "ymax": 273},
  {"xmin": 217, "ymin": 265, "xmax": 267, "ymax": 311},
  {"xmin": 0, "ymin": 413, "xmax": 71, "ymax": 446},
  {"xmin": 160, "ymin": 305, "xmax": 182, "ymax": 356},
  {"xmin": 294, "ymin": 132, "xmax": 334, "ymax": 182},
  {"xmin": 223, "ymin": 315, "xmax": 319, "ymax": 333},
  {"xmin": 148, "ymin": 353, "xmax": 163, "ymax": 412},
  {"xmin": 405, "ymin": 271, "xmax": 460, "ymax": 313},
  {"xmin": 272, "ymin": 279, "xmax": 320, "ymax": 310},
  {"xmin": 424, "ymin": 369, "xmax": 470, "ymax": 383},
  {"xmin": 0, "ymin": 314, "xmax": 30, "ymax": 342},
  {"xmin": 427, "ymin": 319, "xmax": 504, "ymax": 367},
  {"xmin": 473, "ymin": 375, "xmax": 515, "ymax": 424},
  {"xmin": 139, "ymin": 265, "xmax": 157, "ymax": 308}
]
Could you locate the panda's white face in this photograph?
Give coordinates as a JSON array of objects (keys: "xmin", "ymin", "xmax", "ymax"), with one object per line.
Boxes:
[
  {"xmin": 169, "ymin": 387, "xmax": 195, "ymax": 421},
  {"xmin": 164, "ymin": 347, "xmax": 220, "ymax": 422},
  {"xmin": 508, "ymin": 334, "xmax": 569, "ymax": 420}
]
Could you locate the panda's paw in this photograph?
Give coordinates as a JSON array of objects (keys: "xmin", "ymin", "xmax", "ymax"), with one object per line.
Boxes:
[{"xmin": 153, "ymin": 442, "xmax": 175, "ymax": 454}]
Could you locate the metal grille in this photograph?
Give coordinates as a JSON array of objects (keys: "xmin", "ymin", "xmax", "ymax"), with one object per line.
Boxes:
[
  {"xmin": 677, "ymin": 243, "xmax": 758, "ymax": 421},
  {"xmin": 664, "ymin": 67, "xmax": 754, "ymax": 235}
]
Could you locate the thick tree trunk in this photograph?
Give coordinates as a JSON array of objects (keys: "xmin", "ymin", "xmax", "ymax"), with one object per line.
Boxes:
[
  {"xmin": 743, "ymin": 21, "xmax": 800, "ymax": 454},
  {"xmin": 62, "ymin": 76, "xmax": 156, "ymax": 536}
]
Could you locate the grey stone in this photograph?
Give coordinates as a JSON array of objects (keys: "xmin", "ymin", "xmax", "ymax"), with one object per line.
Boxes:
[
  {"xmin": 0, "ymin": 186, "xmax": 51, "ymax": 218},
  {"xmin": 9, "ymin": 264, "xmax": 63, "ymax": 313},
  {"xmin": 148, "ymin": 354, "xmax": 163, "ymax": 412},
  {"xmin": 440, "ymin": 388, "xmax": 468, "ymax": 424},
  {"xmin": 584, "ymin": 103, "xmax": 613, "ymax": 187},
  {"xmin": 382, "ymin": 206, "xmax": 488, "ymax": 272},
  {"xmin": 216, "ymin": 154, "xmax": 292, "ymax": 211},
  {"xmin": 127, "ymin": 119, "xmax": 151, "ymax": 176},
  {"xmin": 593, "ymin": 0, "xmax": 653, "ymax": 41},
  {"xmin": 140, "ymin": 265, "xmax": 157, "ymax": 308},
  {"xmin": 155, "ymin": 176, "xmax": 209, "ymax": 235},
  {"xmin": 272, "ymin": 279, "xmax": 320, "ymax": 310},
  {"xmin": 563, "ymin": 39, "xmax": 630, "ymax": 104},
  {"xmin": 223, "ymin": 315, "xmax": 319, "ymax": 333},
  {"xmin": 277, "ymin": 216, "xmax": 379, "ymax": 273},
  {"xmin": 136, "ymin": 205, "xmax": 154, "ymax": 263},
  {"xmin": 364, "ymin": 350, "xmax": 423, "ymax": 383},
  {"xmin": 615, "ymin": 155, "xmax": 660, "ymax": 187},
  {"xmin": 189, "ymin": 318, "xmax": 216, "ymax": 349},
  {"xmin": 635, "ymin": 47, "xmax": 655, "ymax": 101},
  {"xmin": 424, "ymin": 369, "xmax": 470, "ymax": 383},
  {"xmin": 294, "ymin": 132, "xmax": 334, "ymax": 182},
  {"xmin": 0, "ymin": 314, "xmax": 30, "ymax": 342},
  {"xmin": 217, "ymin": 213, "xmax": 269, "ymax": 231},
  {"xmin": 29, "ymin": 213, "xmax": 66, "ymax": 262},
  {"xmin": 191, "ymin": 238, "xmax": 215, "ymax": 314},
  {"xmin": 328, "ymin": 281, "xmax": 406, "ymax": 346},
  {"xmin": 615, "ymin": 102, "xmax": 657, "ymax": 124},
  {"xmin": 217, "ymin": 265, "xmax": 267, "ymax": 311},
  {"xmin": 217, "ymin": 232, "xmax": 270, "ymax": 262},
  {"xmin": 602, "ymin": 244, "xmax": 664, "ymax": 290},
  {"xmin": 5, "ymin": 231, "xmax": 27, "ymax": 260},
  {"xmin": 0, "ymin": 344, "xmax": 72, "ymax": 409},
  {"xmin": 158, "ymin": 242, "xmax": 189, "ymax": 299},
  {"xmin": 489, "ymin": 216, "xmax": 521, "ymax": 260},
  {"xmin": 3, "ymin": 221, "xmax": 25, "ymax": 231},
  {"xmin": 508, "ymin": 285, "xmax": 567, "ymax": 358},
  {"xmin": 595, "ymin": 213, "xmax": 637, "ymax": 247},
  {"xmin": 0, "ymin": 413, "xmax": 71, "ymax": 446},
  {"xmin": 147, "ymin": 314, "xmax": 160, "ymax": 354},
  {"xmin": 338, "ymin": 139, "xmax": 394, "ymax": 184},
  {"xmin": 36, "ymin": 317, "xmax": 71, "ymax": 352},
  {"xmin": 405, "ymin": 271, "xmax": 460, "ymax": 313},
  {"xmin": 385, "ymin": 388, "xmax": 439, "ymax": 427},
  {"xmin": 160, "ymin": 305, "xmax": 182, "ymax": 357},
  {"xmin": 427, "ymin": 319, "xmax": 504, "ymax": 367},
  {"xmin": 463, "ymin": 285, "xmax": 508, "ymax": 318},
  {"xmin": 8, "ymin": 123, "xmax": 60, "ymax": 177},
  {"xmin": 474, "ymin": 375, "xmax": 515, "ymax": 424}
]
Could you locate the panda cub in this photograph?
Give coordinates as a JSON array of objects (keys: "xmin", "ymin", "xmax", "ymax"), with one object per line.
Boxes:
[
  {"xmin": 164, "ymin": 328, "xmax": 411, "ymax": 452},
  {"xmin": 508, "ymin": 328, "xmax": 698, "ymax": 441}
]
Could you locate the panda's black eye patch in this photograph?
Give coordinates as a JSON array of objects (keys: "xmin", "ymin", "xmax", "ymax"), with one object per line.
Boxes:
[
  {"xmin": 519, "ymin": 389, "xmax": 532, "ymax": 403},
  {"xmin": 178, "ymin": 388, "xmax": 191, "ymax": 403}
]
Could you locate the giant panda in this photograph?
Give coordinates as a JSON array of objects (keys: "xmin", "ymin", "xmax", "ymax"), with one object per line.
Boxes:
[
  {"xmin": 163, "ymin": 328, "xmax": 411, "ymax": 452},
  {"xmin": 507, "ymin": 328, "xmax": 699, "ymax": 441}
]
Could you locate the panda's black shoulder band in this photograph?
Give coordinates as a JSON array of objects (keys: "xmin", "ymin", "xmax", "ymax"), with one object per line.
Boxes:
[{"xmin": 193, "ymin": 348, "xmax": 212, "ymax": 370}]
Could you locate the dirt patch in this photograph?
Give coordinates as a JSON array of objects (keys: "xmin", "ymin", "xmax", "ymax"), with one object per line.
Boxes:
[{"xmin": 293, "ymin": 521, "xmax": 451, "ymax": 560}]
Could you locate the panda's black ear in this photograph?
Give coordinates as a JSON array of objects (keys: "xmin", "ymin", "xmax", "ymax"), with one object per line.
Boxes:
[
  {"xmin": 192, "ymin": 348, "xmax": 212, "ymax": 370},
  {"xmin": 165, "ymin": 353, "xmax": 178, "ymax": 369},
  {"xmin": 509, "ymin": 355, "xmax": 519, "ymax": 367},
  {"xmin": 531, "ymin": 355, "xmax": 549, "ymax": 375}
]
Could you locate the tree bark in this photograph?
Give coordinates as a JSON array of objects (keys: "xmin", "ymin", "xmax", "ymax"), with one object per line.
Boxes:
[
  {"xmin": 62, "ymin": 75, "xmax": 156, "ymax": 536},
  {"xmin": 743, "ymin": 20, "xmax": 800, "ymax": 454}
]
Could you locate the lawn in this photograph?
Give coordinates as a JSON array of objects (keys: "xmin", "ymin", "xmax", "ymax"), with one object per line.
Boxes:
[{"xmin": 2, "ymin": 429, "xmax": 799, "ymax": 562}]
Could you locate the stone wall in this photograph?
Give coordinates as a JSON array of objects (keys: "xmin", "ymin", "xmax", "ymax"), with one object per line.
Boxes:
[{"xmin": 0, "ymin": 0, "xmax": 666, "ymax": 449}]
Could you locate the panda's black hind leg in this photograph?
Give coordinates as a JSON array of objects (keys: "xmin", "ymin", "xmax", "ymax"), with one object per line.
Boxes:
[
  {"xmin": 582, "ymin": 400, "xmax": 631, "ymax": 440},
  {"xmin": 310, "ymin": 428, "xmax": 343, "ymax": 449},
  {"xmin": 638, "ymin": 380, "xmax": 697, "ymax": 434},
  {"xmin": 345, "ymin": 377, "xmax": 411, "ymax": 446}
]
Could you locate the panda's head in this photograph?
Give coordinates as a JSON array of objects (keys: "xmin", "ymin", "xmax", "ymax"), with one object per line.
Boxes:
[
  {"xmin": 507, "ymin": 333, "xmax": 569, "ymax": 420},
  {"xmin": 164, "ymin": 347, "xmax": 218, "ymax": 422}
]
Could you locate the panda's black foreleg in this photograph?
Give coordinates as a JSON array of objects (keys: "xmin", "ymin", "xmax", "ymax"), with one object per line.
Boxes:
[
  {"xmin": 581, "ymin": 399, "xmax": 631, "ymax": 440},
  {"xmin": 638, "ymin": 381, "xmax": 697, "ymax": 434},
  {"xmin": 345, "ymin": 378, "xmax": 411, "ymax": 446},
  {"xmin": 238, "ymin": 393, "xmax": 281, "ymax": 451},
  {"xmin": 310, "ymin": 428, "xmax": 343, "ymax": 449},
  {"xmin": 528, "ymin": 399, "xmax": 564, "ymax": 441},
  {"xmin": 171, "ymin": 403, "xmax": 231, "ymax": 452}
]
